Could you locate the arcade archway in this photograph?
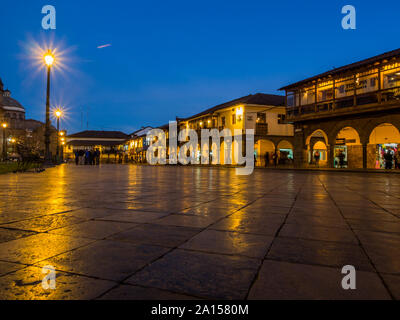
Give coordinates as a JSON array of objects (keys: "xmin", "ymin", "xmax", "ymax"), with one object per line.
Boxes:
[
  {"xmin": 277, "ymin": 140, "xmax": 294, "ymax": 165},
  {"xmin": 368, "ymin": 123, "xmax": 400, "ymax": 169},
  {"xmin": 334, "ymin": 127, "xmax": 362, "ymax": 168},
  {"xmin": 306, "ymin": 130, "xmax": 329, "ymax": 167},
  {"xmin": 255, "ymin": 139, "xmax": 275, "ymax": 166}
]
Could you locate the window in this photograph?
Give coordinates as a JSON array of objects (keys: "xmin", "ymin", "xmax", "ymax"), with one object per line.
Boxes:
[
  {"xmin": 278, "ymin": 114, "xmax": 286, "ymax": 124},
  {"xmin": 232, "ymin": 114, "xmax": 236, "ymax": 125},
  {"xmin": 221, "ymin": 117, "xmax": 226, "ymax": 126},
  {"xmin": 257, "ymin": 113, "xmax": 266, "ymax": 124}
]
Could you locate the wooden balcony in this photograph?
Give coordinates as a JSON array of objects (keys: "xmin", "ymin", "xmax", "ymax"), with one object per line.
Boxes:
[
  {"xmin": 255, "ymin": 123, "xmax": 269, "ymax": 136},
  {"xmin": 287, "ymin": 87, "xmax": 400, "ymax": 121}
]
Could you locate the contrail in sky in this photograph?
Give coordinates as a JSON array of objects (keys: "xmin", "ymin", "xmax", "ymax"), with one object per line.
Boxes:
[{"xmin": 97, "ymin": 44, "xmax": 112, "ymax": 49}]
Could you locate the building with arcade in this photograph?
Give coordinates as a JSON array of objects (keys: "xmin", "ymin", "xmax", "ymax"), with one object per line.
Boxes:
[{"xmin": 280, "ymin": 48, "xmax": 400, "ymax": 169}]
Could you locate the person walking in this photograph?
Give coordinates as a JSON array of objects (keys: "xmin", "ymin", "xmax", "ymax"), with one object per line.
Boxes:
[
  {"xmin": 74, "ymin": 150, "xmax": 79, "ymax": 166},
  {"xmin": 272, "ymin": 152, "xmax": 278, "ymax": 167},
  {"xmin": 395, "ymin": 150, "xmax": 400, "ymax": 170},
  {"xmin": 265, "ymin": 152, "xmax": 270, "ymax": 167},
  {"xmin": 95, "ymin": 149, "xmax": 101, "ymax": 165},
  {"xmin": 338, "ymin": 151, "xmax": 345, "ymax": 168},
  {"xmin": 85, "ymin": 149, "xmax": 90, "ymax": 165},
  {"xmin": 314, "ymin": 151, "xmax": 321, "ymax": 167},
  {"xmin": 384, "ymin": 150, "xmax": 393, "ymax": 170},
  {"xmin": 78, "ymin": 149, "xmax": 85, "ymax": 165}
]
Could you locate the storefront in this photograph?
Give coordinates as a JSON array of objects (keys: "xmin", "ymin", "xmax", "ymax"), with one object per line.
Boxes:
[
  {"xmin": 279, "ymin": 148, "xmax": 293, "ymax": 164},
  {"xmin": 334, "ymin": 145, "xmax": 348, "ymax": 168},
  {"xmin": 375, "ymin": 143, "xmax": 398, "ymax": 169}
]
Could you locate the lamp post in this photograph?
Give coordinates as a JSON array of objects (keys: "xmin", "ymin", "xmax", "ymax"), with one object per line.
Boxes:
[
  {"xmin": 55, "ymin": 109, "xmax": 62, "ymax": 162},
  {"xmin": 44, "ymin": 50, "xmax": 55, "ymax": 164},
  {"xmin": 59, "ymin": 131, "xmax": 66, "ymax": 163},
  {"xmin": 1, "ymin": 122, "xmax": 7, "ymax": 161}
]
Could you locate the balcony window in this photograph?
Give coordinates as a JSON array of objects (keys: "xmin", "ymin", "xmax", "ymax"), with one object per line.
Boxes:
[
  {"xmin": 383, "ymin": 70, "xmax": 400, "ymax": 89},
  {"xmin": 287, "ymin": 93, "xmax": 295, "ymax": 107},
  {"xmin": 318, "ymin": 88, "xmax": 333, "ymax": 102},
  {"xmin": 278, "ymin": 114, "xmax": 286, "ymax": 124},
  {"xmin": 257, "ymin": 113, "xmax": 266, "ymax": 124},
  {"xmin": 335, "ymin": 77, "xmax": 355, "ymax": 99},
  {"xmin": 232, "ymin": 114, "xmax": 237, "ymax": 125},
  {"xmin": 301, "ymin": 88, "xmax": 315, "ymax": 105},
  {"xmin": 356, "ymin": 72, "xmax": 379, "ymax": 95}
]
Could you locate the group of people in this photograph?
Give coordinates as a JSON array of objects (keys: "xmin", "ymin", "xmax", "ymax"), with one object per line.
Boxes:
[
  {"xmin": 383, "ymin": 149, "xmax": 400, "ymax": 170},
  {"xmin": 74, "ymin": 149, "xmax": 101, "ymax": 166},
  {"xmin": 254, "ymin": 152, "xmax": 281, "ymax": 167}
]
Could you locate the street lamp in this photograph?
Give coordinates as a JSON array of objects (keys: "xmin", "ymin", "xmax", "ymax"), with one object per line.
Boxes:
[
  {"xmin": 44, "ymin": 50, "xmax": 55, "ymax": 164},
  {"xmin": 54, "ymin": 109, "xmax": 62, "ymax": 162},
  {"xmin": 1, "ymin": 122, "xmax": 8, "ymax": 161}
]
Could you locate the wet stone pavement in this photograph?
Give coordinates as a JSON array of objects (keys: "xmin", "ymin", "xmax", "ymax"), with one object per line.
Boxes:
[{"xmin": 0, "ymin": 164, "xmax": 399, "ymax": 300}]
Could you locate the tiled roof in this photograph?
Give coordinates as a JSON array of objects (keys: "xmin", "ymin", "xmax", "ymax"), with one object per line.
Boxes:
[
  {"xmin": 68, "ymin": 130, "xmax": 129, "ymax": 139},
  {"xmin": 280, "ymin": 48, "xmax": 400, "ymax": 90},
  {"xmin": 180, "ymin": 93, "xmax": 285, "ymax": 121},
  {"xmin": 66, "ymin": 140, "xmax": 125, "ymax": 147}
]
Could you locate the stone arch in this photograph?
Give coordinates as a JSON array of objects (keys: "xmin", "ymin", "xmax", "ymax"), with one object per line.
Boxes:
[
  {"xmin": 333, "ymin": 127, "xmax": 363, "ymax": 168},
  {"xmin": 306, "ymin": 129, "xmax": 329, "ymax": 167},
  {"xmin": 277, "ymin": 140, "xmax": 294, "ymax": 164},
  {"xmin": 305, "ymin": 129, "xmax": 329, "ymax": 146},
  {"xmin": 362, "ymin": 117, "xmax": 400, "ymax": 144},
  {"xmin": 368, "ymin": 123, "xmax": 400, "ymax": 144},
  {"xmin": 255, "ymin": 139, "xmax": 275, "ymax": 166},
  {"xmin": 367, "ymin": 123, "xmax": 400, "ymax": 169}
]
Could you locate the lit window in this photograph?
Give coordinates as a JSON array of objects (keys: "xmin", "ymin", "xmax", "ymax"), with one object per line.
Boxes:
[{"xmin": 278, "ymin": 114, "xmax": 286, "ymax": 124}]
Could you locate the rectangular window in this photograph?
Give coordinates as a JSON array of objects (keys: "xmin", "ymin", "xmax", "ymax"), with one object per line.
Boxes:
[
  {"xmin": 221, "ymin": 117, "xmax": 226, "ymax": 126},
  {"xmin": 232, "ymin": 114, "xmax": 237, "ymax": 125},
  {"xmin": 278, "ymin": 114, "xmax": 286, "ymax": 124},
  {"xmin": 257, "ymin": 113, "xmax": 266, "ymax": 124}
]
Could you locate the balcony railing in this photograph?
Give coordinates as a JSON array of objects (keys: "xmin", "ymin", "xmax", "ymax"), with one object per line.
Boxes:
[
  {"xmin": 255, "ymin": 123, "xmax": 268, "ymax": 136},
  {"xmin": 287, "ymin": 87, "xmax": 400, "ymax": 119}
]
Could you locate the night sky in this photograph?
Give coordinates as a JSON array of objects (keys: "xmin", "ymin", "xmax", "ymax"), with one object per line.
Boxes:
[{"xmin": 1, "ymin": 0, "xmax": 399, "ymax": 134}]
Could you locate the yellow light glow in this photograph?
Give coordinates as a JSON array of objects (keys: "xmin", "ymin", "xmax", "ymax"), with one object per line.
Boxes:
[
  {"xmin": 1, "ymin": 123, "xmax": 7, "ymax": 129},
  {"xmin": 200, "ymin": 122, "xmax": 203, "ymax": 127},
  {"xmin": 236, "ymin": 107, "xmax": 244, "ymax": 116},
  {"xmin": 55, "ymin": 109, "xmax": 62, "ymax": 118},
  {"xmin": 44, "ymin": 51, "xmax": 55, "ymax": 66}
]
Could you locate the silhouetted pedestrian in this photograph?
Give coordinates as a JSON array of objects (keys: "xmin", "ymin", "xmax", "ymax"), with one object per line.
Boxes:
[
  {"xmin": 74, "ymin": 150, "xmax": 79, "ymax": 166},
  {"xmin": 265, "ymin": 152, "xmax": 270, "ymax": 167}
]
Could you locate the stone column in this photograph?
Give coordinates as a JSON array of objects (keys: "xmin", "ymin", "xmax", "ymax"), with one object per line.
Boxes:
[
  {"xmin": 293, "ymin": 130, "xmax": 305, "ymax": 168},
  {"xmin": 328, "ymin": 144, "xmax": 335, "ymax": 168},
  {"xmin": 362, "ymin": 142, "xmax": 368, "ymax": 169}
]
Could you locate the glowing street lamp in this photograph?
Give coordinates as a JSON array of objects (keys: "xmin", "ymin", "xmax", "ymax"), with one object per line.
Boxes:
[
  {"xmin": 44, "ymin": 50, "xmax": 55, "ymax": 163},
  {"xmin": 54, "ymin": 108, "xmax": 63, "ymax": 161},
  {"xmin": 1, "ymin": 122, "xmax": 7, "ymax": 161}
]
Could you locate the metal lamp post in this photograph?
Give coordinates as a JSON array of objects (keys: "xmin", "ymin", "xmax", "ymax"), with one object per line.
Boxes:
[
  {"xmin": 44, "ymin": 50, "xmax": 55, "ymax": 164},
  {"xmin": 1, "ymin": 122, "xmax": 7, "ymax": 161},
  {"xmin": 55, "ymin": 109, "xmax": 62, "ymax": 162}
]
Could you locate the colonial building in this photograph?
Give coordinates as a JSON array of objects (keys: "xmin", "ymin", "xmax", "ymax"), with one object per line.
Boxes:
[
  {"xmin": 126, "ymin": 126, "xmax": 153, "ymax": 163},
  {"xmin": 65, "ymin": 130, "xmax": 129, "ymax": 162},
  {"xmin": 0, "ymin": 77, "xmax": 58, "ymax": 159},
  {"xmin": 280, "ymin": 48, "xmax": 400, "ymax": 169},
  {"xmin": 176, "ymin": 93, "xmax": 294, "ymax": 166}
]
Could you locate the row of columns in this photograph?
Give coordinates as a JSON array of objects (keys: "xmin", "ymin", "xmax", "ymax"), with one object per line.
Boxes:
[{"xmin": 294, "ymin": 131, "xmax": 370, "ymax": 169}]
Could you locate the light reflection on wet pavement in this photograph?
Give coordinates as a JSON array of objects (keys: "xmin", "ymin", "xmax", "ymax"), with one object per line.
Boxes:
[{"xmin": 0, "ymin": 164, "xmax": 399, "ymax": 300}]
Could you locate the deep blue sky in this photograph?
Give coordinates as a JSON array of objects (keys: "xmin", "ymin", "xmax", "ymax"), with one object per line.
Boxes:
[{"xmin": 1, "ymin": 0, "xmax": 399, "ymax": 134}]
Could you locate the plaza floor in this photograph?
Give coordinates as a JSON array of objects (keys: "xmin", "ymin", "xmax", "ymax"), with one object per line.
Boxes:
[{"xmin": 0, "ymin": 164, "xmax": 399, "ymax": 300}]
